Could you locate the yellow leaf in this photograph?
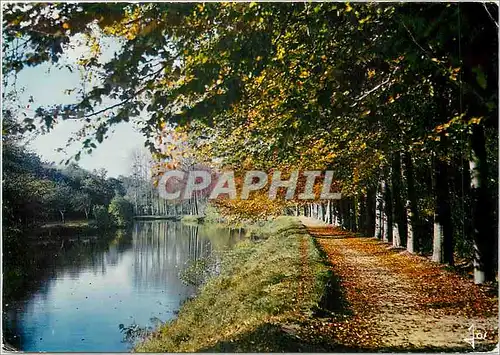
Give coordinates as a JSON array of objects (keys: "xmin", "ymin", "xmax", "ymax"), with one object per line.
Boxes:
[
  {"xmin": 299, "ymin": 70, "xmax": 310, "ymax": 79},
  {"xmin": 359, "ymin": 15, "xmax": 371, "ymax": 24},
  {"xmin": 469, "ymin": 117, "xmax": 482, "ymax": 125}
]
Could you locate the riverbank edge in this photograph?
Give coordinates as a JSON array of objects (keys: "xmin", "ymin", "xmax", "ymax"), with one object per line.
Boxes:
[{"xmin": 135, "ymin": 216, "xmax": 332, "ymax": 352}]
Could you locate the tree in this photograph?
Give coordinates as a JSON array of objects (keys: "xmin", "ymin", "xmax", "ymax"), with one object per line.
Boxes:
[
  {"xmin": 107, "ymin": 177, "xmax": 127, "ymax": 197},
  {"xmin": 92, "ymin": 205, "xmax": 113, "ymax": 229},
  {"xmin": 108, "ymin": 196, "xmax": 134, "ymax": 227},
  {"xmin": 46, "ymin": 184, "xmax": 73, "ymax": 223},
  {"xmin": 71, "ymin": 191, "xmax": 93, "ymax": 219},
  {"xmin": 2, "ymin": 2, "xmax": 497, "ymax": 283}
]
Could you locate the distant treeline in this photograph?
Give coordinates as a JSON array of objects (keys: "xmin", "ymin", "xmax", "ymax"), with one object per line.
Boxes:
[{"xmin": 3, "ymin": 119, "xmax": 133, "ymax": 233}]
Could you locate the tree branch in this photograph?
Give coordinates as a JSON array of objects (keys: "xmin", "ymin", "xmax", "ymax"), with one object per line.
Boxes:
[
  {"xmin": 483, "ymin": 3, "xmax": 499, "ymax": 29},
  {"xmin": 400, "ymin": 19, "xmax": 487, "ymax": 105}
]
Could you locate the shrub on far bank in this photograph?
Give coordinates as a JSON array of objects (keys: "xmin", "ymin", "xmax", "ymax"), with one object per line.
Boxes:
[
  {"xmin": 108, "ymin": 196, "xmax": 134, "ymax": 227},
  {"xmin": 181, "ymin": 215, "xmax": 205, "ymax": 224},
  {"xmin": 92, "ymin": 205, "xmax": 114, "ymax": 229}
]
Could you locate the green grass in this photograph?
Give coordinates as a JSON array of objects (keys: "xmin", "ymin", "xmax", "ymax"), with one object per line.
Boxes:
[
  {"xmin": 35, "ymin": 219, "xmax": 98, "ymax": 237},
  {"xmin": 133, "ymin": 215, "xmax": 180, "ymax": 221},
  {"xmin": 180, "ymin": 215, "xmax": 205, "ymax": 224},
  {"xmin": 40, "ymin": 219, "xmax": 91, "ymax": 228},
  {"xmin": 135, "ymin": 216, "xmax": 330, "ymax": 352}
]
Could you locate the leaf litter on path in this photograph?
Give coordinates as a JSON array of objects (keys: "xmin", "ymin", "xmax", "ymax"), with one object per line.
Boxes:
[{"xmin": 301, "ymin": 221, "xmax": 498, "ymax": 352}]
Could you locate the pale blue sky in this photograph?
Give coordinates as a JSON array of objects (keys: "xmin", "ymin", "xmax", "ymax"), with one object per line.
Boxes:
[{"xmin": 11, "ymin": 33, "xmax": 146, "ymax": 178}]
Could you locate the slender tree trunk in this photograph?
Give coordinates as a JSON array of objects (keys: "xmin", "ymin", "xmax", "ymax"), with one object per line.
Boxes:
[
  {"xmin": 354, "ymin": 196, "xmax": 361, "ymax": 232},
  {"xmin": 350, "ymin": 198, "xmax": 355, "ymax": 231},
  {"xmin": 335, "ymin": 201, "xmax": 341, "ymax": 227},
  {"xmin": 341, "ymin": 200, "xmax": 348, "ymax": 230},
  {"xmin": 134, "ymin": 188, "xmax": 138, "ymax": 215},
  {"xmin": 404, "ymin": 152, "xmax": 419, "ymax": 253},
  {"xmin": 366, "ymin": 187, "xmax": 376, "ymax": 237},
  {"xmin": 330, "ymin": 201, "xmax": 335, "ymax": 225},
  {"xmin": 339, "ymin": 200, "xmax": 344, "ymax": 228},
  {"xmin": 406, "ymin": 201, "xmax": 414, "ymax": 253},
  {"xmin": 339, "ymin": 200, "xmax": 344, "ymax": 227},
  {"xmin": 391, "ymin": 152, "xmax": 407, "ymax": 247},
  {"xmin": 383, "ymin": 177, "xmax": 393, "ymax": 243},
  {"xmin": 375, "ymin": 174, "xmax": 385, "ymax": 239},
  {"xmin": 358, "ymin": 195, "xmax": 365, "ymax": 234},
  {"xmin": 194, "ymin": 194, "xmax": 198, "ymax": 216},
  {"xmin": 432, "ymin": 211, "xmax": 443, "ymax": 262}
]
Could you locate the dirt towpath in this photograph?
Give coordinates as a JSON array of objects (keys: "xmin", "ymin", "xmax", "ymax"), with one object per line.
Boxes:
[{"xmin": 299, "ymin": 217, "xmax": 498, "ymax": 352}]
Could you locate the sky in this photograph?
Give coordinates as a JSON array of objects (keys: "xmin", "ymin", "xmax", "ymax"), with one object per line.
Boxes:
[{"xmin": 9, "ymin": 33, "xmax": 146, "ymax": 178}]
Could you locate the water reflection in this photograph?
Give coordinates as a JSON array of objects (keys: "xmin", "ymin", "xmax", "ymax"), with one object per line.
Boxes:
[{"xmin": 3, "ymin": 221, "xmax": 242, "ymax": 352}]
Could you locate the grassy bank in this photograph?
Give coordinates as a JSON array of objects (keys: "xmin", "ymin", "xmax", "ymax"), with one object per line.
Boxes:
[
  {"xmin": 133, "ymin": 215, "xmax": 181, "ymax": 221},
  {"xmin": 180, "ymin": 215, "xmax": 205, "ymax": 224},
  {"xmin": 136, "ymin": 216, "xmax": 331, "ymax": 352},
  {"xmin": 24, "ymin": 219, "xmax": 98, "ymax": 241}
]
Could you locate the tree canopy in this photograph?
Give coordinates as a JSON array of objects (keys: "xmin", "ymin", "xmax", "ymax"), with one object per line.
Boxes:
[{"xmin": 2, "ymin": 2, "xmax": 498, "ymax": 283}]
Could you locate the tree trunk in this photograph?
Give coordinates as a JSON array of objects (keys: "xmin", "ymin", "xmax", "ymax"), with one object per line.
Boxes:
[
  {"xmin": 470, "ymin": 125, "xmax": 497, "ymax": 283},
  {"xmin": 432, "ymin": 211, "xmax": 443, "ymax": 263},
  {"xmin": 383, "ymin": 178, "xmax": 393, "ymax": 243},
  {"xmin": 341, "ymin": 199, "xmax": 349, "ymax": 230},
  {"xmin": 366, "ymin": 187, "xmax": 376, "ymax": 237},
  {"xmin": 193, "ymin": 194, "xmax": 198, "ymax": 216},
  {"xmin": 331, "ymin": 201, "xmax": 337, "ymax": 226},
  {"xmin": 391, "ymin": 152, "xmax": 407, "ymax": 247},
  {"xmin": 406, "ymin": 201, "xmax": 414, "ymax": 254},
  {"xmin": 375, "ymin": 174, "xmax": 385, "ymax": 239},
  {"xmin": 432, "ymin": 155, "xmax": 454, "ymax": 265},
  {"xmin": 404, "ymin": 152, "xmax": 419, "ymax": 253},
  {"xmin": 335, "ymin": 201, "xmax": 342, "ymax": 228},
  {"xmin": 354, "ymin": 196, "xmax": 362, "ymax": 233},
  {"xmin": 350, "ymin": 198, "xmax": 356, "ymax": 231},
  {"xmin": 358, "ymin": 195, "xmax": 366, "ymax": 234}
]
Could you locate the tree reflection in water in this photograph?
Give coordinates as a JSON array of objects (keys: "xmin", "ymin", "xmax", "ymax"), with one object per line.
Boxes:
[{"xmin": 3, "ymin": 221, "xmax": 243, "ymax": 352}]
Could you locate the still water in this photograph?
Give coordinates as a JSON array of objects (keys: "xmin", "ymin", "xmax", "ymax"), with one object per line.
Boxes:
[{"xmin": 3, "ymin": 221, "xmax": 242, "ymax": 352}]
